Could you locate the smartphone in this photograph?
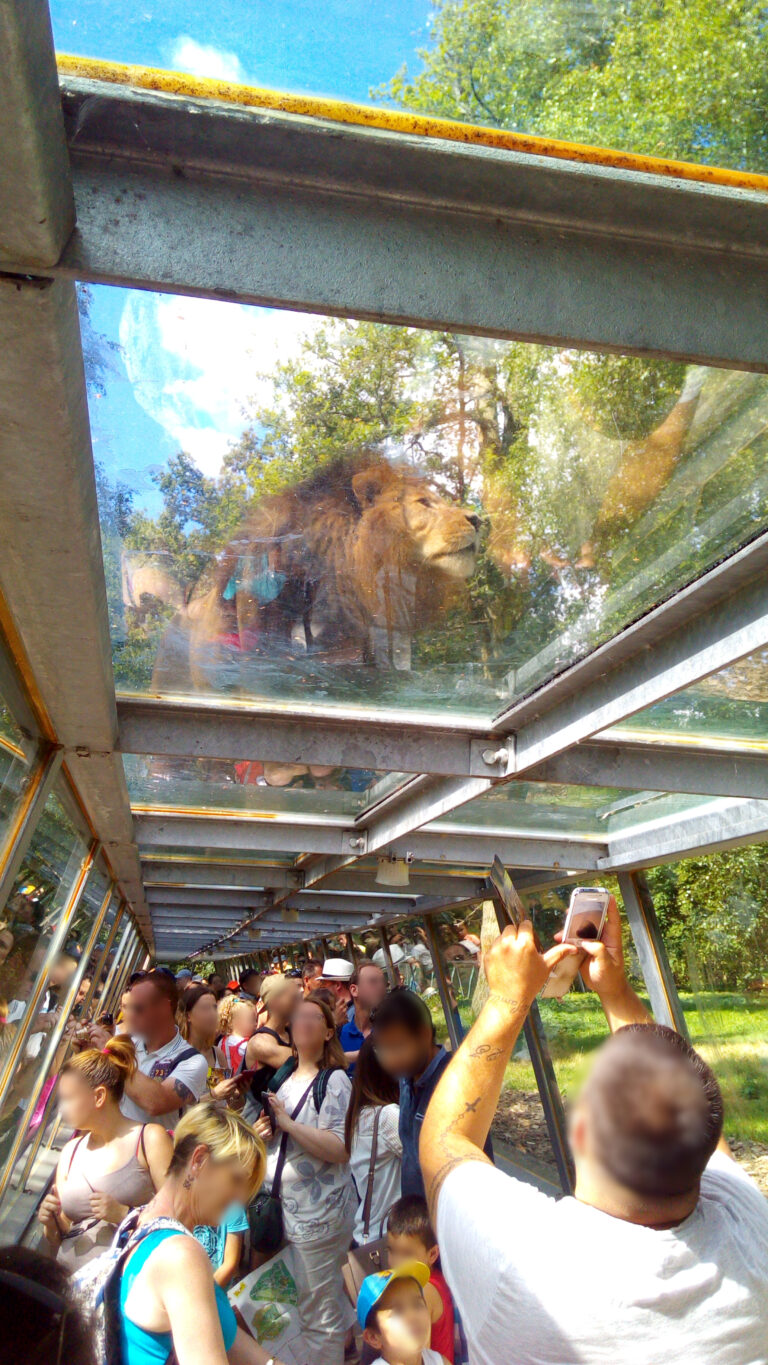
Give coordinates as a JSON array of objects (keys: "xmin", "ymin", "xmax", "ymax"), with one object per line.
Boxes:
[
  {"xmin": 562, "ymin": 886, "xmax": 611, "ymax": 943},
  {"xmin": 260, "ymin": 1091, "xmax": 277, "ymax": 1135},
  {"xmin": 540, "ymin": 886, "xmax": 610, "ymax": 1000}
]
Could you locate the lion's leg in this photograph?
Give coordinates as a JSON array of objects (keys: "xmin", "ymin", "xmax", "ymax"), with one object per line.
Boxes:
[{"xmin": 592, "ymin": 368, "xmax": 705, "ymax": 537}]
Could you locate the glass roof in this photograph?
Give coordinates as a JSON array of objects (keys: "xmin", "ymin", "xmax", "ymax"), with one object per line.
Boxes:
[
  {"xmin": 51, "ymin": 1, "xmax": 768, "ymax": 176},
  {"xmin": 437, "ymin": 781, "xmax": 727, "ymax": 841},
  {"xmin": 89, "ymin": 284, "xmax": 768, "ymax": 721},
  {"xmin": 123, "ymin": 754, "xmax": 408, "ymax": 818},
  {"xmin": 602, "ymin": 647, "xmax": 768, "ymax": 750}
]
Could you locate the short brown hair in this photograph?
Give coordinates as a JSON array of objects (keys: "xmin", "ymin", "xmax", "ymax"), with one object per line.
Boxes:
[
  {"xmin": 144, "ymin": 969, "xmax": 179, "ymax": 1012},
  {"xmin": 584, "ymin": 1024, "xmax": 724, "ymax": 1197}
]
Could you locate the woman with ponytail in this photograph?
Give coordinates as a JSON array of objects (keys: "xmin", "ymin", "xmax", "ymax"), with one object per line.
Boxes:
[{"xmin": 37, "ymin": 1036, "xmax": 173, "ymax": 1269}]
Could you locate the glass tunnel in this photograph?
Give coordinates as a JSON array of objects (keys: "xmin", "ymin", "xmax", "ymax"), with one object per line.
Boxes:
[{"xmin": 1, "ymin": 0, "xmax": 768, "ymax": 1255}]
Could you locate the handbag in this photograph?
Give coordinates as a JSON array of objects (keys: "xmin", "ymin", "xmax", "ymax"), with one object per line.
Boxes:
[
  {"xmin": 248, "ymin": 1077, "xmax": 315, "ymax": 1254},
  {"xmin": 343, "ymin": 1108, "xmax": 389, "ymax": 1303}
]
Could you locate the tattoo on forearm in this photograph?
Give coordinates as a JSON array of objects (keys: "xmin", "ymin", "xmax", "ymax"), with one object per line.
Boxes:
[
  {"xmin": 173, "ymin": 1079, "xmax": 195, "ymax": 1106},
  {"xmin": 487, "ymin": 990, "xmax": 525, "ymax": 1015},
  {"xmin": 467, "ymin": 1043, "xmax": 504, "ymax": 1061}
]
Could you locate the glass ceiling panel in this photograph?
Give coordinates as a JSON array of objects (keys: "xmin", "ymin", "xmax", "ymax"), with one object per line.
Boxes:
[
  {"xmin": 51, "ymin": 2, "xmax": 768, "ymax": 176},
  {"xmin": 88, "ymin": 283, "xmax": 768, "ymax": 719},
  {"xmin": 123, "ymin": 754, "xmax": 407, "ymax": 819},
  {"xmin": 602, "ymin": 647, "xmax": 768, "ymax": 750},
  {"xmin": 438, "ymin": 781, "xmax": 727, "ymax": 840}
]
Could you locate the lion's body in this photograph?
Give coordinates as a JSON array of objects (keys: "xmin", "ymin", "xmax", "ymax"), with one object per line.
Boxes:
[{"xmin": 151, "ymin": 455, "xmax": 480, "ymax": 694}]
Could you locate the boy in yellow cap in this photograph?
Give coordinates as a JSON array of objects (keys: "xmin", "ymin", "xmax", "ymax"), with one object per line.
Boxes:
[{"xmin": 357, "ymin": 1262, "xmax": 451, "ymax": 1365}]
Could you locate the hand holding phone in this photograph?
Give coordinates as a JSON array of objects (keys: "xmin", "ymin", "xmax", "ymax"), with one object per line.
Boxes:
[
  {"xmin": 541, "ymin": 887, "xmax": 610, "ymax": 999},
  {"xmin": 261, "ymin": 1091, "xmax": 277, "ymax": 1135}
]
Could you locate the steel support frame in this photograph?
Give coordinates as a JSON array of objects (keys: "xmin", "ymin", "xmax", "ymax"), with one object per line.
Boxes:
[
  {"xmin": 618, "ymin": 872, "xmax": 689, "ymax": 1035},
  {"xmin": 8, "ymin": 74, "xmax": 768, "ymax": 372}
]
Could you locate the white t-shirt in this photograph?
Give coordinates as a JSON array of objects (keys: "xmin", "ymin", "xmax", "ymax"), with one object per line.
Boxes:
[
  {"xmin": 350, "ymin": 1102, "xmax": 403, "ymax": 1244},
  {"xmin": 371, "ymin": 1353, "xmax": 442, "ymax": 1365},
  {"xmin": 265, "ymin": 1068, "xmax": 356, "ymax": 1243},
  {"xmin": 438, "ymin": 1154, "xmax": 768, "ymax": 1365},
  {"xmin": 121, "ymin": 1030, "xmax": 209, "ymax": 1130}
]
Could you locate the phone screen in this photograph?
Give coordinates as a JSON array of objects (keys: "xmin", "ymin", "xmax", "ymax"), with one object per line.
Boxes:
[{"xmin": 564, "ymin": 889, "xmax": 609, "ymax": 943}]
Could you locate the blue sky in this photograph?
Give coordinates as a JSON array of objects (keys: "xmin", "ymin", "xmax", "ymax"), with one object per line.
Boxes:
[{"xmin": 52, "ymin": 0, "xmax": 432, "ymax": 512}]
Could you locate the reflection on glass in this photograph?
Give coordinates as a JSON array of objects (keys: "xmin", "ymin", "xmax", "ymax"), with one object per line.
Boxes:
[
  {"xmin": 51, "ymin": 1, "xmax": 768, "ymax": 176},
  {"xmin": 0, "ymin": 702, "xmax": 40, "ymax": 865},
  {"xmin": 605, "ymin": 645, "xmax": 768, "ymax": 750},
  {"xmin": 123, "ymin": 754, "xmax": 409, "ymax": 818},
  {"xmin": 0, "ymin": 790, "xmax": 91, "ymax": 1191},
  {"xmin": 90, "ymin": 287, "xmax": 768, "ymax": 719},
  {"xmin": 441, "ymin": 782, "xmax": 726, "ymax": 841}
]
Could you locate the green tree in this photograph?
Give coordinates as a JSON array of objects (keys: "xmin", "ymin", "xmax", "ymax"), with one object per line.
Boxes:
[{"xmin": 381, "ymin": 0, "xmax": 768, "ymax": 170}]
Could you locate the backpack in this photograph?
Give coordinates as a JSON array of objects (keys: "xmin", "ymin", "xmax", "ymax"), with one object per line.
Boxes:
[{"xmin": 72, "ymin": 1208, "xmax": 191, "ymax": 1365}]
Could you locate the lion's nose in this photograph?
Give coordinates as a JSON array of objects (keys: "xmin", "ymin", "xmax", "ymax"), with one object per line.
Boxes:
[{"xmin": 466, "ymin": 513, "xmax": 481, "ymax": 532}]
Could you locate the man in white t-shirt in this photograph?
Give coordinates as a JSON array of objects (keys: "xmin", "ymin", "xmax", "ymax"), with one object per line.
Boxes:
[
  {"xmin": 420, "ymin": 897, "xmax": 768, "ymax": 1365},
  {"xmin": 88, "ymin": 970, "xmax": 207, "ymax": 1129}
]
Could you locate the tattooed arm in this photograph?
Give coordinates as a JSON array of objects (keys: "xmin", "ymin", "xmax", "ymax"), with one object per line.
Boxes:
[
  {"xmin": 124, "ymin": 1067, "xmax": 201, "ymax": 1117},
  {"xmin": 420, "ymin": 920, "xmax": 577, "ymax": 1224}
]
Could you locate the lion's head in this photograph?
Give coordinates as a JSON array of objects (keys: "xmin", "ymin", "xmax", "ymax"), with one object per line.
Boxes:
[{"xmin": 348, "ymin": 462, "xmax": 481, "ymax": 582}]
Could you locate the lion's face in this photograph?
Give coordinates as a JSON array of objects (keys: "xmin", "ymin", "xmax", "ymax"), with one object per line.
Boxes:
[{"xmin": 351, "ymin": 466, "xmax": 480, "ymax": 581}]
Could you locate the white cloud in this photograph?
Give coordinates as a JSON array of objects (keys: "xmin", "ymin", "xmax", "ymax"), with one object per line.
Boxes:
[
  {"xmin": 169, "ymin": 36, "xmax": 246, "ymax": 84},
  {"xmin": 119, "ymin": 293, "xmax": 319, "ymax": 478}
]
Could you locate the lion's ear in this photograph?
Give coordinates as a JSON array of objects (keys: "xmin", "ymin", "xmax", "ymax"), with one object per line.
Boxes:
[{"xmin": 351, "ymin": 464, "xmax": 396, "ymax": 509}]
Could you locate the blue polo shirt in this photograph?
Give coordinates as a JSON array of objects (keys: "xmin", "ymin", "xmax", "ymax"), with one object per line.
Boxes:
[
  {"xmin": 339, "ymin": 1011, "xmax": 367, "ymax": 1075},
  {"xmin": 399, "ymin": 1045, "xmax": 494, "ymax": 1198}
]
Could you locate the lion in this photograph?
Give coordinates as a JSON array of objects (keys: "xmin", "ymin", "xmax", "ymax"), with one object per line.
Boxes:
[{"xmin": 151, "ymin": 457, "xmax": 480, "ymax": 782}]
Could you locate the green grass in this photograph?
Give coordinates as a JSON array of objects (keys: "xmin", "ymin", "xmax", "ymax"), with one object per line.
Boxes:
[{"xmin": 430, "ymin": 989, "xmax": 768, "ymax": 1145}]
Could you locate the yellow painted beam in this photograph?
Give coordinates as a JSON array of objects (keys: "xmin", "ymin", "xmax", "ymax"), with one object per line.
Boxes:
[{"xmin": 57, "ymin": 53, "xmax": 768, "ymax": 195}]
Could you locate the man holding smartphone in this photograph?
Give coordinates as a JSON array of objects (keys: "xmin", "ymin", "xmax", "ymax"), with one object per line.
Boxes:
[{"xmin": 420, "ymin": 896, "xmax": 768, "ymax": 1364}]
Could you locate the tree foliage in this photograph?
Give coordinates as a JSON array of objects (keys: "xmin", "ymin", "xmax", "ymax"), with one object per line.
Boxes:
[{"xmin": 381, "ymin": 0, "xmax": 768, "ymax": 170}]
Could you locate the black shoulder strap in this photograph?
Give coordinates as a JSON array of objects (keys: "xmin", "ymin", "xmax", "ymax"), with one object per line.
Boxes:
[
  {"xmin": 163, "ymin": 1045, "xmax": 200, "ymax": 1077},
  {"xmin": 267, "ymin": 1057, "xmax": 297, "ymax": 1093},
  {"xmin": 313, "ymin": 1065, "xmax": 343, "ymax": 1111}
]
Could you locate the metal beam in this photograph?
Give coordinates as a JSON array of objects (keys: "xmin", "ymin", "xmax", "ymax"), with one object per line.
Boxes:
[
  {"xmin": 617, "ymin": 871, "xmax": 688, "ymax": 1035},
  {"xmin": 361, "ymin": 776, "xmax": 492, "ymax": 854},
  {"xmin": 136, "ymin": 814, "xmax": 364, "ymax": 859},
  {"xmin": 390, "ymin": 830, "xmax": 605, "ymax": 871},
  {"xmin": 11, "ymin": 74, "xmax": 768, "ymax": 369},
  {"xmin": 0, "ymin": 0, "xmax": 74, "ymax": 266},
  {"xmin": 525, "ymin": 740, "xmax": 768, "ymax": 800},
  {"xmin": 117, "ymin": 697, "xmax": 500, "ymax": 779},
  {"xmin": 0, "ymin": 272, "xmax": 150, "ymax": 943},
  {"xmin": 504, "ymin": 536, "xmax": 768, "ymax": 773},
  {"xmin": 142, "ymin": 861, "xmax": 301, "ymax": 890},
  {"xmin": 602, "ymin": 797, "xmax": 768, "ymax": 870}
]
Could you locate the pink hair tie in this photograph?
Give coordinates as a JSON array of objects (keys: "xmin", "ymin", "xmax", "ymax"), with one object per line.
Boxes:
[{"xmin": 101, "ymin": 1047, "xmax": 110, "ymax": 1055}]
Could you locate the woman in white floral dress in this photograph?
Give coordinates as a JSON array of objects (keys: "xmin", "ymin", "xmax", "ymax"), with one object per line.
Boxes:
[{"xmin": 261, "ymin": 993, "xmax": 355, "ymax": 1365}]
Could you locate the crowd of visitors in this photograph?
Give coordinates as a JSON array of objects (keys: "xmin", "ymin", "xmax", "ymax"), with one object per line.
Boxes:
[{"xmin": 0, "ymin": 896, "xmax": 763, "ymax": 1365}]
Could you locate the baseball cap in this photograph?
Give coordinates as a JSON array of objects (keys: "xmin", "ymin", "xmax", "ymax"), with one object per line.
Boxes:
[
  {"xmin": 320, "ymin": 958, "xmax": 354, "ymax": 982},
  {"xmin": 356, "ymin": 1261, "xmax": 430, "ymax": 1329}
]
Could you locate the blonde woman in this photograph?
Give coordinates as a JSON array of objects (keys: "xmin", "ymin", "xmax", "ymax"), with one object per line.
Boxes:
[
  {"xmin": 218, "ymin": 995, "xmax": 257, "ymax": 1073},
  {"xmin": 38, "ymin": 1037, "xmax": 172, "ymax": 1269},
  {"xmin": 116, "ymin": 1102, "xmax": 285, "ymax": 1365}
]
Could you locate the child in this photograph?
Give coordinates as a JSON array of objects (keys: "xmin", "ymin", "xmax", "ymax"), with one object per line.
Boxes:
[
  {"xmin": 357, "ymin": 1263, "xmax": 450, "ymax": 1365},
  {"xmin": 193, "ymin": 1200, "xmax": 249, "ymax": 1288},
  {"xmin": 387, "ymin": 1196, "xmax": 455, "ymax": 1363}
]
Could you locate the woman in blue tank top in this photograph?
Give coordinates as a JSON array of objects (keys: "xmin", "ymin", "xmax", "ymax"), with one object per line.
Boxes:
[{"xmin": 119, "ymin": 1103, "xmax": 284, "ymax": 1365}]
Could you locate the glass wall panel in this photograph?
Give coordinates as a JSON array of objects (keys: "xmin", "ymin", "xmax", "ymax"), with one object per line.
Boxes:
[
  {"xmin": 0, "ymin": 789, "xmax": 89, "ymax": 1163},
  {"xmin": 87, "ymin": 284, "xmax": 768, "ymax": 720},
  {"xmin": 604, "ymin": 646, "xmax": 768, "ymax": 751},
  {"xmin": 645, "ymin": 858, "xmax": 768, "ymax": 1194},
  {"xmin": 415, "ymin": 905, "xmax": 561, "ymax": 1187},
  {"xmin": 52, "ymin": 1, "xmax": 768, "ymax": 176},
  {"xmin": 123, "ymin": 753, "xmax": 409, "ymax": 819},
  {"xmin": 0, "ymin": 699, "xmax": 41, "ymax": 867}
]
